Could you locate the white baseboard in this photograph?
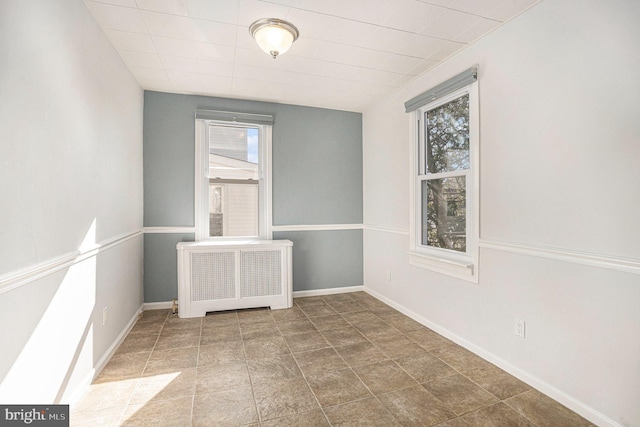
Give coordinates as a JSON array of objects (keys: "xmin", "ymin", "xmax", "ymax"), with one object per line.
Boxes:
[
  {"xmin": 364, "ymin": 287, "xmax": 620, "ymax": 427},
  {"xmin": 143, "ymin": 301, "xmax": 174, "ymax": 310},
  {"xmin": 141, "ymin": 287, "xmax": 366, "ymax": 312},
  {"xmin": 293, "ymin": 285, "xmax": 364, "ymax": 298},
  {"xmin": 68, "ymin": 305, "xmax": 143, "ymax": 407}
]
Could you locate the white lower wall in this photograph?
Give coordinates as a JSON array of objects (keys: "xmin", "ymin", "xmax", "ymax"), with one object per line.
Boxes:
[
  {"xmin": 363, "ymin": 0, "xmax": 640, "ymax": 426},
  {"xmin": 0, "ymin": 0, "xmax": 144, "ymax": 404},
  {"xmin": 0, "ymin": 235, "xmax": 143, "ymax": 403},
  {"xmin": 364, "ymin": 229, "xmax": 639, "ymax": 426}
]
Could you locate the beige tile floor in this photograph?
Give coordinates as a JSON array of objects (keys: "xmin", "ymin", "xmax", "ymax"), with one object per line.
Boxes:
[{"xmin": 71, "ymin": 292, "xmax": 595, "ymax": 426}]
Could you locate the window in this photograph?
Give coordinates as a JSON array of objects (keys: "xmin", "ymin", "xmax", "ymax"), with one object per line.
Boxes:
[
  {"xmin": 195, "ymin": 110, "xmax": 272, "ymax": 241},
  {"xmin": 406, "ymin": 69, "xmax": 478, "ymax": 282},
  {"xmin": 421, "ymin": 94, "xmax": 469, "ymax": 252}
]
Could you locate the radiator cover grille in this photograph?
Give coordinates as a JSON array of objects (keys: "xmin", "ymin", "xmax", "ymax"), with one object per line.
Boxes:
[
  {"xmin": 241, "ymin": 250, "xmax": 282, "ymax": 297},
  {"xmin": 190, "ymin": 251, "xmax": 236, "ymax": 301}
]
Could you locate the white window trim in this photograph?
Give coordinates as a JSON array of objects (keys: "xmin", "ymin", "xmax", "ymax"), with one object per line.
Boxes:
[
  {"xmin": 408, "ymin": 83, "xmax": 479, "ymax": 283},
  {"xmin": 195, "ymin": 119, "xmax": 272, "ymax": 241}
]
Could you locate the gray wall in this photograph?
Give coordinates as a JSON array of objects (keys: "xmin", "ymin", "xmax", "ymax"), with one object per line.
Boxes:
[
  {"xmin": 144, "ymin": 233, "xmax": 195, "ymax": 302},
  {"xmin": 273, "ymin": 230, "xmax": 363, "ymax": 292},
  {"xmin": 144, "ymin": 92, "xmax": 363, "ymax": 301}
]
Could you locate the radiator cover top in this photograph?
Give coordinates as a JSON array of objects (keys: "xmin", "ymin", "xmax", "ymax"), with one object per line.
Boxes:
[{"xmin": 177, "ymin": 240, "xmax": 293, "ymax": 318}]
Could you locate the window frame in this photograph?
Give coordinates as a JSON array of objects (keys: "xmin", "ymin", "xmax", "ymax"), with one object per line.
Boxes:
[
  {"xmin": 408, "ymin": 82, "xmax": 479, "ymax": 283},
  {"xmin": 195, "ymin": 118, "xmax": 272, "ymax": 241}
]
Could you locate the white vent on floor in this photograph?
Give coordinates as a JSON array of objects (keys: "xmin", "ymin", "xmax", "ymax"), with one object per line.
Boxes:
[{"xmin": 177, "ymin": 240, "xmax": 293, "ymax": 318}]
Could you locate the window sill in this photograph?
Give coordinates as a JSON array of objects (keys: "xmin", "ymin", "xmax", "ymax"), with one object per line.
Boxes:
[{"xmin": 408, "ymin": 251, "xmax": 478, "ymax": 283}]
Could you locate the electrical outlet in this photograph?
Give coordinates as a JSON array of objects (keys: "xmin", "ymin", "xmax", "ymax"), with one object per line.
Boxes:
[
  {"xmin": 102, "ymin": 307, "xmax": 108, "ymax": 326},
  {"xmin": 514, "ymin": 318, "xmax": 525, "ymax": 338}
]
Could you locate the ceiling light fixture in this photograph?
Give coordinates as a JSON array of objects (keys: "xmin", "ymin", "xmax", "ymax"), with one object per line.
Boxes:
[{"xmin": 249, "ymin": 18, "xmax": 299, "ymax": 59}]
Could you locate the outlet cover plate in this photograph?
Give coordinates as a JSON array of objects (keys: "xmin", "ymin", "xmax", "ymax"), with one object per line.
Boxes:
[{"xmin": 515, "ymin": 318, "xmax": 525, "ymax": 338}]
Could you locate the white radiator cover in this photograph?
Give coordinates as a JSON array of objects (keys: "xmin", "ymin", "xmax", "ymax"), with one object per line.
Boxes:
[{"xmin": 176, "ymin": 240, "xmax": 293, "ymax": 318}]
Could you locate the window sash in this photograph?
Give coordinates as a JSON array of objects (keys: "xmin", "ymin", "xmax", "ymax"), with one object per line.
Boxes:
[
  {"xmin": 420, "ymin": 174, "xmax": 467, "ymax": 252},
  {"xmin": 416, "ymin": 90, "xmax": 471, "ymax": 176},
  {"xmin": 208, "ymin": 123, "xmax": 259, "ymax": 165},
  {"xmin": 417, "ymin": 170, "xmax": 469, "ymax": 253},
  {"xmin": 195, "ymin": 118, "xmax": 272, "ymax": 241},
  {"xmin": 416, "ymin": 88, "xmax": 472, "ymax": 257},
  {"xmin": 423, "ymin": 94, "xmax": 470, "ymax": 175}
]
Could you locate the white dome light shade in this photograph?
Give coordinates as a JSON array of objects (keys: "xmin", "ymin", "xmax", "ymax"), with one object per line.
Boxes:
[{"xmin": 250, "ymin": 19, "xmax": 299, "ymax": 59}]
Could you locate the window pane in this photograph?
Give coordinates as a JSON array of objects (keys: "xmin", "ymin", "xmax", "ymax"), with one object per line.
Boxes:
[
  {"xmin": 209, "ymin": 125, "xmax": 259, "ymax": 164},
  {"xmin": 425, "ymin": 94, "xmax": 469, "ymax": 174},
  {"xmin": 209, "ymin": 182, "xmax": 259, "ymax": 237},
  {"xmin": 209, "ymin": 184, "xmax": 223, "ymax": 236},
  {"xmin": 422, "ymin": 177, "xmax": 466, "ymax": 252}
]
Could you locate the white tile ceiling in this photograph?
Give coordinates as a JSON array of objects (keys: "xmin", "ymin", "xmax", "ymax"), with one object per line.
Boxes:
[{"xmin": 85, "ymin": 0, "xmax": 541, "ymax": 112}]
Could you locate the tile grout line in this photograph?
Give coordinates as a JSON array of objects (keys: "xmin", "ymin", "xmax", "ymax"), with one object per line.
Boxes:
[
  {"xmin": 275, "ymin": 297, "xmax": 563, "ymax": 425},
  {"xmin": 83, "ymin": 294, "xmax": 589, "ymax": 427},
  {"xmin": 300, "ymin": 296, "xmax": 401, "ymax": 425},
  {"xmin": 342, "ymin": 304, "xmax": 477, "ymax": 424},
  {"xmin": 378, "ymin": 313, "xmax": 503, "ymax": 424},
  {"xmin": 338, "ymin": 304, "xmax": 448, "ymax": 423},
  {"xmin": 326, "ymin": 301, "xmax": 408, "ymax": 425},
  {"xmin": 189, "ymin": 313, "xmax": 205, "ymax": 426},
  {"xmin": 291, "ymin": 300, "xmax": 335, "ymax": 426},
  {"xmin": 239, "ymin": 309, "xmax": 268, "ymax": 426},
  {"xmin": 115, "ymin": 309, "xmax": 170, "ymax": 426},
  {"xmin": 501, "ymin": 389, "xmax": 544, "ymax": 427},
  {"xmin": 366, "ymin": 305, "xmax": 548, "ymax": 426},
  {"xmin": 235, "ymin": 311, "xmax": 262, "ymax": 426}
]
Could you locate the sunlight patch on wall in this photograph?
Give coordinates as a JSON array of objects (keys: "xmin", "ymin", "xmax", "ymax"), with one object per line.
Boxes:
[{"xmin": 0, "ymin": 221, "xmax": 99, "ymax": 403}]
